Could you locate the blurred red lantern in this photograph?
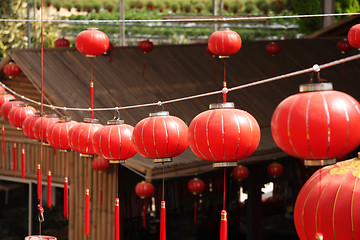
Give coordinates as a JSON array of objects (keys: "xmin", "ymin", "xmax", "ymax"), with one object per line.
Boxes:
[
  {"xmin": 132, "ymin": 111, "xmax": 188, "ymax": 162},
  {"xmin": 294, "ymin": 157, "xmax": 360, "ymax": 240},
  {"xmin": 0, "ymin": 86, "xmax": 5, "ymax": 93},
  {"xmin": 68, "ymin": 118, "xmax": 103, "ymax": 156},
  {"xmin": 0, "ymin": 99, "xmax": 24, "ymax": 120},
  {"xmin": 347, "ymin": 24, "xmax": 360, "ymax": 48},
  {"xmin": 46, "ymin": 116, "xmax": 78, "ymax": 150},
  {"xmin": 93, "ymin": 119, "xmax": 137, "ymax": 164},
  {"xmin": 4, "ymin": 62, "xmax": 21, "ymax": 79},
  {"xmin": 208, "ymin": 30, "xmax": 242, "ymax": 57},
  {"xmin": 267, "ymin": 162, "xmax": 283, "ymax": 177},
  {"xmin": 337, "ymin": 39, "xmax": 352, "ymax": 53},
  {"xmin": 135, "ymin": 181, "xmax": 154, "ymax": 198},
  {"xmin": 265, "ymin": 42, "xmax": 282, "ymax": 56},
  {"xmin": 188, "ymin": 102, "xmax": 260, "ymax": 167},
  {"xmin": 75, "ymin": 28, "xmax": 109, "ymax": 57},
  {"xmin": 0, "ymin": 93, "xmax": 15, "ymax": 108},
  {"xmin": 8, "ymin": 103, "xmax": 36, "ymax": 129},
  {"xmin": 232, "ymin": 165, "xmax": 249, "ymax": 181},
  {"xmin": 187, "ymin": 178, "xmax": 206, "ymax": 195},
  {"xmin": 91, "ymin": 157, "xmax": 110, "ymax": 172},
  {"xmin": 33, "ymin": 114, "xmax": 59, "ymax": 143},
  {"xmin": 271, "ymin": 82, "xmax": 360, "ymax": 166},
  {"xmin": 54, "ymin": 37, "xmax": 70, "ymax": 47},
  {"xmin": 22, "ymin": 112, "xmax": 41, "ymax": 140},
  {"xmin": 138, "ymin": 40, "xmax": 154, "ymax": 54}
]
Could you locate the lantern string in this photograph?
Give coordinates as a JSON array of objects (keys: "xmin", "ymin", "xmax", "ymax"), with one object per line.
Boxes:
[
  {"xmin": 90, "ymin": 58, "xmax": 94, "ymax": 119},
  {"xmin": 1, "ymin": 53, "xmax": 360, "ymax": 112}
]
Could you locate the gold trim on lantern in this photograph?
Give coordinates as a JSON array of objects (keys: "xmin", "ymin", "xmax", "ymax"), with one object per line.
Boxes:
[
  {"xmin": 213, "ymin": 162, "xmax": 237, "ymax": 168},
  {"xmin": 221, "ymin": 211, "xmax": 227, "ymax": 221},
  {"xmin": 65, "ymin": 177, "xmax": 68, "ymax": 183},
  {"xmin": 42, "ymin": 142, "xmax": 50, "ymax": 146},
  {"xmin": 107, "ymin": 119, "xmax": 124, "ymax": 125},
  {"xmin": 115, "ymin": 198, "xmax": 120, "ymax": 206},
  {"xmin": 109, "ymin": 159, "xmax": 126, "ymax": 164},
  {"xmin": 209, "ymin": 102, "xmax": 234, "ymax": 109},
  {"xmin": 304, "ymin": 159, "xmax": 336, "ymax": 167},
  {"xmin": 16, "ymin": 127, "xmax": 22, "ymax": 131},
  {"xmin": 60, "ymin": 149, "xmax": 72, "ymax": 153},
  {"xmin": 85, "ymin": 189, "xmax": 90, "ymax": 195},
  {"xmin": 161, "ymin": 201, "xmax": 166, "ymax": 208},
  {"xmin": 299, "ymin": 82, "xmax": 333, "ymax": 92},
  {"xmin": 80, "ymin": 153, "xmax": 95, "ymax": 158},
  {"xmin": 149, "ymin": 111, "xmax": 169, "ymax": 117},
  {"xmin": 48, "ymin": 170, "xmax": 51, "ymax": 176},
  {"xmin": 153, "ymin": 158, "xmax": 172, "ymax": 163},
  {"xmin": 37, "ymin": 164, "xmax": 41, "ymax": 170},
  {"xmin": 218, "ymin": 55, "xmax": 230, "ymax": 59}
]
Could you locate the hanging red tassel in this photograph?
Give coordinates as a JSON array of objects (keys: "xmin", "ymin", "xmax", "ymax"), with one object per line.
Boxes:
[
  {"xmin": 220, "ymin": 210, "xmax": 227, "ymax": 240},
  {"xmin": 64, "ymin": 177, "xmax": 69, "ymax": 219},
  {"xmin": 160, "ymin": 201, "xmax": 166, "ymax": 240},
  {"xmin": 193, "ymin": 201, "xmax": 197, "ymax": 224},
  {"xmin": 21, "ymin": 147, "xmax": 25, "ymax": 179},
  {"xmin": 142, "ymin": 59, "xmax": 147, "ymax": 76},
  {"xmin": 85, "ymin": 188, "xmax": 90, "ymax": 239},
  {"xmin": 47, "ymin": 170, "xmax": 52, "ymax": 209},
  {"xmin": 2, "ymin": 125, "xmax": 5, "ymax": 158},
  {"xmin": 142, "ymin": 203, "xmax": 146, "ymax": 229},
  {"xmin": 37, "ymin": 163, "xmax": 41, "ymax": 201},
  {"xmin": 13, "ymin": 143, "xmax": 16, "ymax": 173},
  {"xmin": 115, "ymin": 198, "xmax": 120, "ymax": 240}
]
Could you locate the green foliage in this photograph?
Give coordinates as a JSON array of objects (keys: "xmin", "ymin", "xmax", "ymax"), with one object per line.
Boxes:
[
  {"xmin": 290, "ymin": 0, "xmax": 321, "ymax": 34},
  {"xmin": 335, "ymin": 0, "xmax": 360, "ymax": 21}
]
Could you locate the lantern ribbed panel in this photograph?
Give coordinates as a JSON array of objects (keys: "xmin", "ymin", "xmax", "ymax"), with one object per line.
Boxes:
[
  {"xmin": 0, "ymin": 100, "xmax": 23, "ymax": 120},
  {"xmin": 208, "ymin": 30, "xmax": 242, "ymax": 56},
  {"xmin": 47, "ymin": 120, "xmax": 78, "ymax": 150},
  {"xmin": 33, "ymin": 116, "xmax": 59, "ymax": 142},
  {"xmin": 347, "ymin": 24, "xmax": 360, "ymax": 48},
  {"xmin": 68, "ymin": 121, "xmax": 103, "ymax": 155},
  {"xmin": 4, "ymin": 63, "xmax": 21, "ymax": 78},
  {"xmin": 8, "ymin": 105, "xmax": 36, "ymax": 128},
  {"xmin": 22, "ymin": 114, "xmax": 41, "ymax": 140},
  {"xmin": 0, "ymin": 94, "xmax": 15, "ymax": 109}
]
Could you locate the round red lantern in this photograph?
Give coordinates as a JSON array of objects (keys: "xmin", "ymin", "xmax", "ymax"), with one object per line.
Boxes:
[
  {"xmin": 135, "ymin": 181, "xmax": 154, "ymax": 198},
  {"xmin": 91, "ymin": 157, "xmax": 110, "ymax": 172},
  {"xmin": 75, "ymin": 28, "xmax": 110, "ymax": 57},
  {"xmin": 138, "ymin": 40, "xmax": 154, "ymax": 54},
  {"xmin": 232, "ymin": 165, "xmax": 249, "ymax": 181},
  {"xmin": 4, "ymin": 62, "xmax": 21, "ymax": 79},
  {"xmin": 0, "ymin": 99, "xmax": 24, "ymax": 120},
  {"xmin": 68, "ymin": 118, "xmax": 103, "ymax": 156},
  {"xmin": 54, "ymin": 37, "xmax": 70, "ymax": 48},
  {"xmin": 265, "ymin": 42, "xmax": 282, "ymax": 56},
  {"xmin": 188, "ymin": 102, "xmax": 260, "ymax": 167},
  {"xmin": 294, "ymin": 157, "xmax": 360, "ymax": 240},
  {"xmin": 8, "ymin": 103, "xmax": 36, "ymax": 129},
  {"xmin": 187, "ymin": 178, "xmax": 206, "ymax": 195},
  {"xmin": 337, "ymin": 39, "xmax": 352, "ymax": 53},
  {"xmin": 271, "ymin": 82, "xmax": 360, "ymax": 166},
  {"xmin": 46, "ymin": 116, "xmax": 78, "ymax": 150},
  {"xmin": 93, "ymin": 119, "xmax": 137, "ymax": 164},
  {"xmin": 33, "ymin": 114, "xmax": 59, "ymax": 143},
  {"xmin": 132, "ymin": 111, "xmax": 188, "ymax": 163},
  {"xmin": 0, "ymin": 86, "xmax": 6, "ymax": 93},
  {"xmin": 267, "ymin": 162, "xmax": 283, "ymax": 177},
  {"xmin": 22, "ymin": 112, "xmax": 41, "ymax": 140},
  {"xmin": 347, "ymin": 24, "xmax": 360, "ymax": 48},
  {"xmin": 208, "ymin": 29, "xmax": 242, "ymax": 57},
  {"xmin": 0, "ymin": 93, "xmax": 15, "ymax": 108}
]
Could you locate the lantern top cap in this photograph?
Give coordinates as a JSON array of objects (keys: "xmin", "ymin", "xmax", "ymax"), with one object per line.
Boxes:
[
  {"xmin": 17, "ymin": 103, "xmax": 28, "ymax": 107},
  {"xmin": 299, "ymin": 82, "xmax": 333, "ymax": 92},
  {"xmin": 209, "ymin": 102, "xmax": 234, "ymax": 109},
  {"xmin": 25, "ymin": 236, "xmax": 57, "ymax": 240},
  {"xmin": 83, "ymin": 117, "xmax": 99, "ymax": 124},
  {"xmin": 87, "ymin": 27, "xmax": 99, "ymax": 31},
  {"xmin": 149, "ymin": 111, "xmax": 169, "ymax": 117},
  {"xmin": 45, "ymin": 113, "xmax": 58, "ymax": 118},
  {"xmin": 0, "ymin": 92, "xmax": 11, "ymax": 95},
  {"xmin": 34, "ymin": 112, "xmax": 41, "ymax": 117},
  {"xmin": 107, "ymin": 119, "xmax": 124, "ymax": 125},
  {"xmin": 59, "ymin": 116, "xmax": 71, "ymax": 122}
]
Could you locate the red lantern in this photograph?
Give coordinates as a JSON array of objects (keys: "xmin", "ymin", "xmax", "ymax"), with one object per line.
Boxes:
[
  {"xmin": 208, "ymin": 30, "xmax": 242, "ymax": 57},
  {"xmin": 132, "ymin": 111, "xmax": 188, "ymax": 162},
  {"xmin": 22, "ymin": 112, "xmax": 41, "ymax": 140},
  {"xmin": 68, "ymin": 118, "xmax": 103, "ymax": 156},
  {"xmin": 271, "ymin": 82, "xmax": 360, "ymax": 166},
  {"xmin": 46, "ymin": 116, "xmax": 78, "ymax": 150},
  {"xmin": 54, "ymin": 37, "xmax": 70, "ymax": 47},
  {"xmin": 93, "ymin": 119, "xmax": 137, "ymax": 164},
  {"xmin": 188, "ymin": 102, "xmax": 260, "ymax": 167},
  {"xmin": 33, "ymin": 114, "xmax": 59, "ymax": 143},
  {"xmin": 91, "ymin": 157, "xmax": 110, "ymax": 172},
  {"xmin": 265, "ymin": 42, "xmax": 282, "ymax": 56},
  {"xmin": 267, "ymin": 162, "xmax": 283, "ymax": 177},
  {"xmin": 0, "ymin": 86, "xmax": 5, "ymax": 93},
  {"xmin": 294, "ymin": 157, "xmax": 360, "ymax": 240},
  {"xmin": 135, "ymin": 181, "xmax": 154, "ymax": 198},
  {"xmin": 8, "ymin": 104, "xmax": 36, "ymax": 129},
  {"xmin": 337, "ymin": 39, "xmax": 352, "ymax": 53},
  {"xmin": 4, "ymin": 62, "xmax": 21, "ymax": 79},
  {"xmin": 232, "ymin": 165, "xmax": 249, "ymax": 181},
  {"xmin": 0, "ymin": 93, "xmax": 15, "ymax": 108},
  {"xmin": 187, "ymin": 178, "xmax": 206, "ymax": 195},
  {"xmin": 138, "ymin": 40, "xmax": 154, "ymax": 54},
  {"xmin": 0, "ymin": 100, "xmax": 24, "ymax": 120},
  {"xmin": 75, "ymin": 28, "xmax": 110, "ymax": 57},
  {"xmin": 347, "ymin": 24, "xmax": 360, "ymax": 48}
]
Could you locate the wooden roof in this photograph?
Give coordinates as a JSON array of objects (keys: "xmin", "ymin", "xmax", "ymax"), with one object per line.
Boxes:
[{"xmin": 1, "ymin": 37, "xmax": 360, "ymax": 179}]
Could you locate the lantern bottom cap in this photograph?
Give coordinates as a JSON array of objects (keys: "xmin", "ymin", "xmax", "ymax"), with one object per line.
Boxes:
[
  {"xmin": 109, "ymin": 159, "xmax": 126, "ymax": 164},
  {"xmin": 42, "ymin": 142, "xmax": 50, "ymax": 146},
  {"xmin": 213, "ymin": 162, "xmax": 238, "ymax": 168},
  {"xmin": 304, "ymin": 158, "xmax": 336, "ymax": 166},
  {"xmin": 153, "ymin": 158, "xmax": 172, "ymax": 163},
  {"xmin": 79, "ymin": 153, "xmax": 95, "ymax": 158},
  {"xmin": 16, "ymin": 127, "xmax": 22, "ymax": 131},
  {"xmin": 59, "ymin": 149, "xmax": 71, "ymax": 152},
  {"xmin": 25, "ymin": 236, "xmax": 57, "ymax": 240}
]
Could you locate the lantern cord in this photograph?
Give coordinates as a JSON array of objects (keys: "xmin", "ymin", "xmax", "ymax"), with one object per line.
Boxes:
[
  {"xmin": 90, "ymin": 58, "xmax": 94, "ymax": 119},
  {"xmin": 223, "ymin": 168, "xmax": 226, "ymax": 210},
  {"xmin": 222, "ymin": 59, "xmax": 227, "ymax": 103}
]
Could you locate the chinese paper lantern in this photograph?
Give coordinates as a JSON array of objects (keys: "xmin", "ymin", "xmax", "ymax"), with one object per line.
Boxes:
[
  {"xmin": 75, "ymin": 28, "xmax": 110, "ymax": 57},
  {"xmin": 46, "ymin": 116, "xmax": 78, "ymax": 150},
  {"xmin": 267, "ymin": 162, "xmax": 283, "ymax": 177},
  {"xmin": 22, "ymin": 112, "xmax": 41, "ymax": 140},
  {"xmin": 232, "ymin": 165, "xmax": 249, "ymax": 181},
  {"xmin": 187, "ymin": 178, "xmax": 205, "ymax": 224},
  {"xmin": 188, "ymin": 102, "xmax": 261, "ymax": 167},
  {"xmin": 265, "ymin": 42, "xmax": 282, "ymax": 56},
  {"xmin": 132, "ymin": 111, "xmax": 188, "ymax": 162},
  {"xmin": 4, "ymin": 62, "xmax": 21, "ymax": 79},
  {"xmin": 0, "ymin": 99, "xmax": 24, "ymax": 120},
  {"xmin": 271, "ymin": 82, "xmax": 360, "ymax": 166},
  {"xmin": 0, "ymin": 86, "xmax": 5, "ymax": 93},
  {"xmin": 337, "ymin": 39, "xmax": 352, "ymax": 53},
  {"xmin": 91, "ymin": 157, "xmax": 110, "ymax": 172},
  {"xmin": 347, "ymin": 24, "xmax": 360, "ymax": 48},
  {"xmin": 54, "ymin": 37, "xmax": 70, "ymax": 47},
  {"xmin": 294, "ymin": 157, "xmax": 360, "ymax": 240},
  {"xmin": 135, "ymin": 181, "xmax": 155, "ymax": 198},
  {"xmin": 8, "ymin": 103, "xmax": 36, "ymax": 129},
  {"xmin": 33, "ymin": 114, "xmax": 59, "ymax": 143},
  {"xmin": 208, "ymin": 29, "xmax": 242, "ymax": 57},
  {"xmin": 0, "ymin": 93, "xmax": 15, "ymax": 108},
  {"xmin": 93, "ymin": 119, "xmax": 136, "ymax": 164},
  {"xmin": 68, "ymin": 118, "xmax": 103, "ymax": 156},
  {"xmin": 138, "ymin": 39, "xmax": 154, "ymax": 54}
]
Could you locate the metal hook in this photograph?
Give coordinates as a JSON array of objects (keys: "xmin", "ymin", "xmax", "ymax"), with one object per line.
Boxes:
[
  {"xmin": 154, "ymin": 101, "xmax": 164, "ymax": 112},
  {"xmin": 113, "ymin": 107, "xmax": 121, "ymax": 120}
]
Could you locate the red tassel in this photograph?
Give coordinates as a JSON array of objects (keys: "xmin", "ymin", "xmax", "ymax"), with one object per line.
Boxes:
[
  {"xmin": 85, "ymin": 188, "xmax": 90, "ymax": 239},
  {"xmin": 90, "ymin": 82, "xmax": 94, "ymax": 119},
  {"xmin": 37, "ymin": 163, "xmax": 41, "ymax": 201},
  {"xmin": 194, "ymin": 201, "xmax": 197, "ymax": 224},
  {"xmin": 115, "ymin": 198, "xmax": 120, "ymax": 240},
  {"xmin": 220, "ymin": 210, "xmax": 227, "ymax": 240},
  {"xmin": 160, "ymin": 201, "xmax": 166, "ymax": 240},
  {"xmin": 21, "ymin": 148, "xmax": 25, "ymax": 179},
  {"xmin": 13, "ymin": 143, "xmax": 16, "ymax": 173},
  {"xmin": 142, "ymin": 203, "xmax": 146, "ymax": 229},
  {"xmin": 2, "ymin": 125, "xmax": 5, "ymax": 158},
  {"xmin": 64, "ymin": 177, "xmax": 69, "ymax": 219},
  {"xmin": 47, "ymin": 170, "xmax": 52, "ymax": 209},
  {"xmin": 142, "ymin": 59, "xmax": 147, "ymax": 76}
]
